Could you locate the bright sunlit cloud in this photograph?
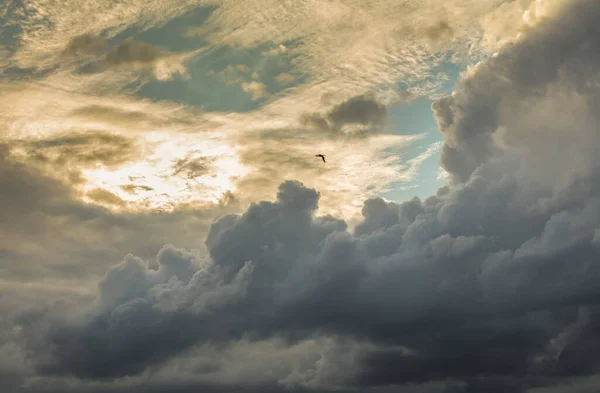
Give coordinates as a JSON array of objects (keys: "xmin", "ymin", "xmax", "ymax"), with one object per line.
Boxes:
[{"xmin": 0, "ymin": 0, "xmax": 538, "ymax": 219}]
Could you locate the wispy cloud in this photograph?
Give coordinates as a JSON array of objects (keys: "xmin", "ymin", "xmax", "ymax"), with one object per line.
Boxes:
[{"xmin": 0, "ymin": 0, "xmax": 518, "ymax": 220}]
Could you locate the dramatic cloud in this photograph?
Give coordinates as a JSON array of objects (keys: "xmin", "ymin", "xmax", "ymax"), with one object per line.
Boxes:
[
  {"xmin": 0, "ymin": 0, "xmax": 510, "ymax": 217},
  {"xmin": 433, "ymin": 0, "xmax": 600, "ymax": 185},
  {"xmin": 0, "ymin": 144, "xmax": 238, "ymax": 288},
  {"xmin": 4, "ymin": 0, "xmax": 600, "ymax": 392}
]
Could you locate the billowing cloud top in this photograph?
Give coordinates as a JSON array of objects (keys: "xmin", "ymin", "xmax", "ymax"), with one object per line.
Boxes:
[{"xmin": 2, "ymin": 0, "xmax": 600, "ymax": 393}]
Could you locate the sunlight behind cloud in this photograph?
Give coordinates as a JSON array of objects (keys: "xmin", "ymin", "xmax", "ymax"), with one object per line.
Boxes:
[
  {"xmin": 81, "ymin": 133, "xmax": 250, "ymax": 210},
  {"xmin": 0, "ymin": 0, "xmax": 534, "ymax": 221}
]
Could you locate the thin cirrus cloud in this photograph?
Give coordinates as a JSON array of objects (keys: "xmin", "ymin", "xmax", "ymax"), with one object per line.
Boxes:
[{"xmin": 4, "ymin": 0, "xmax": 600, "ymax": 393}]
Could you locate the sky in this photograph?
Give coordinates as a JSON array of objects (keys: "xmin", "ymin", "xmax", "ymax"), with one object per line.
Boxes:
[{"xmin": 2, "ymin": 0, "xmax": 600, "ymax": 392}]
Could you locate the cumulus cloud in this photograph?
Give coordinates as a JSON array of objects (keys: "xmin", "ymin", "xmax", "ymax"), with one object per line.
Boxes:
[
  {"xmin": 432, "ymin": 0, "xmax": 600, "ymax": 184},
  {"xmin": 14, "ymin": 159, "xmax": 600, "ymax": 390},
  {"xmin": 241, "ymin": 81, "xmax": 269, "ymax": 100}
]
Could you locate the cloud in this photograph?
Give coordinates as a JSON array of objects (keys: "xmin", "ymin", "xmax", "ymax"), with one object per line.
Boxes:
[
  {"xmin": 274, "ymin": 72, "xmax": 294, "ymax": 85},
  {"xmin": 19, "ymin": 131, "xmax": 139, "ymax": 169},
  {"xmin": 432, "ymin": 0, "xmax": 600, "ymax": 184},
  {"xmin": 59, "ymin": 35, "xmax": 196, "ymax": 81},
  {"xmin": 0, "ymin": 0, "xmax": 525, "ymax": 220},
  {"xmin": 62, "ymin": 34, "xmax": 107, "ymax": 57},
  {"xmin": 171, "ymin": 155, "xmax": 216, "ymax": 179},
  {"xmin": 231, "ymin": 131, "xmax": 420, "ymax": 221},
  {"xmin": 0, "ymin": 145, "xmax": 239, "ymax": 293},
  {"xmin": 5, "ymin": 0, "xmax": 600, "ymax": 392},
  {"xmin": 105, "ymin": 40, "xmax": 164, "ymax": 66},
  {"xmin": 424, "ymin": 20, "xmax": 454, "ymax": 44},
  {"xmin": 104, "ymin": 39, "xmax": 192, "ymax": 80},
  {"xmin": 3, "ymin": 2, "xmax": 600, "ymax": 392},
  {"xmin": 300, "ymin": 95, "xmax": 388, "ymax": 138},
  {"xmin": 241, "ymin": 80, "xmax": 268, "ymax": 100},
  {"xmin": 197, "ymin": 0, "xmax": 504, "ymax": 105},
  {"xmin": 85, "ymin": 188, "xmax": 127, "ymax": 207},
  {"xmin": 4, "ymin": 0, "xmax": 211, "ymax": 71}
]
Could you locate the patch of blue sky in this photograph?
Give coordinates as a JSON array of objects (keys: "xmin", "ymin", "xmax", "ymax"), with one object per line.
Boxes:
[
  {"xmin": 85, "ymin": 2, "xmax": 308, "ymax": 112},
  {"xmin": 378, "ymin": 58, "xmax": 467, "ymax": 203},
  {"xmin": 380, "ymin": 97, "xmax": 443, "ymax": 203},
  {"xmin": 0, "ymin": 1, "xmax": 23, "ymax": 55},
  {"xmin": 133, "ymin": 39, "xmax": 307, "ymax": 112}
]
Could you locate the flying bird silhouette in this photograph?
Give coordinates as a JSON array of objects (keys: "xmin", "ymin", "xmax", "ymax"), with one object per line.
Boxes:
[{"xmin": 315, "ymin": 154, "xmax": 326, "ymax": 163}]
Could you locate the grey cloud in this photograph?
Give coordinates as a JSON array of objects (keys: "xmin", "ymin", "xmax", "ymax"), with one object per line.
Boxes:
[
  {"xmin": 19, "ymin": 163, "xmax": 600, "ymax": 388},
  {"xmin": 424, "ymin": 20, "xmax": 454, "ymax": 45},
  {"xmin": 441, "ymin": 378, "xmax": 527, "ymax": 393},
  {"xmin": 105, "ymin": 39, "xmax": 165, "ymax": 67},
  {"xmin": 0, "ymin": 144, "xmax": 237, "ymax": 287},
  {"xmin": 62, "ymin": 36, "xmax": 188, "ymax": 80},
  {"xmin": 102, "ymin": 39, "xmax": 191, "ymax": 80},
  {"xmin": 301, "ymin": 95, "xmax": 388, "ymax": 138},
  {"xmin": 63, "ymin": 34, "xmax": 107, "ymax": 57},
  {"xmin": 0, "ymin": 145, "xmax": 68, "ymax": 218},
  {"xmin": 432, "ymin": 0, "xmax": 600, "ymax": 184}
]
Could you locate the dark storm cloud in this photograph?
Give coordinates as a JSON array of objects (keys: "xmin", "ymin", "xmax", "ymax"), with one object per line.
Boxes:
[
  {"xmin": 5, "ymin": 0, "xmax": 600, "ymax": 392},
  {"xmin": 301, "ymin": 95, "xmax": 388, "ymax": 138},
  {"xmin": 19, "ymin": 168, "xmax": 600, "ymax": 387},
  {"xmin": 16, "ymin": 382, "xmax": 303, "ymax": 393}
]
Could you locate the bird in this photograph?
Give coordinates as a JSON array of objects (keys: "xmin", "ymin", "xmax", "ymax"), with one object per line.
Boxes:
[{"xmin": 315, "ymin": 154, "xmax": 326, "ymax": 163}]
